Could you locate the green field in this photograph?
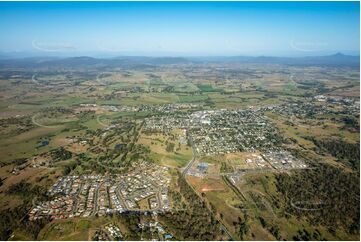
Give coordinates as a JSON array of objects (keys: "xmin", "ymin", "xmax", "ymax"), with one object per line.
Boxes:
[{"xmin": 0, "ymin": 61, "xmax": 359, "ymax": 241}]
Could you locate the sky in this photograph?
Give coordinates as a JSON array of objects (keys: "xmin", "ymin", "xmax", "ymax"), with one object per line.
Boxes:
[{"xmin": 0, "ymin": 1, "xmax": 359, "ymax": 57}]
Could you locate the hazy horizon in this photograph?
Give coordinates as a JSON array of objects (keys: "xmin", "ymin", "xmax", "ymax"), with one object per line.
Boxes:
[
  {"xmin": 0, "ymin": 50, "xmax": 360, "ymax": 60},
  {"xmin": 0, "ymin": 1, "xmax": 359, "ymax": 57}
]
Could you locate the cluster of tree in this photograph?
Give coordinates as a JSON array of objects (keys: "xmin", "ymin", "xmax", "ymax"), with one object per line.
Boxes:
[
  {"xmin": 91, "ymin": 229, "xmax": 110, "ymax": 241},
  {"xmin": 0, "ymin": 157, "xmax": 27, "ymax": 168},
  {"xmin": 6, "ymin": 181, "xmax": 49, "ymax": 202},
  {"xmin": 159, "ymin": 173, "xmax": 221, "ymax": 240},
  {"xmin": 87, "ymin": 143, "xmax": 151, "ymax": 174},
  {"xmin": 50, "ymin": 147, "xmax": 72, "ymax": 162},
  {"xmin": 275, "ymin": 163, "xmax": 359, "ymax": 235},
  {"xmin": 102, "ymin": 123, "xmax": 134, "ymax": 148},
  {"xmin": 341, "ymin": 116, "xmax": 359, "ymax": 131},
  {"xmin": 233, "ymin": 214, "xmax": 250, "ymax": 240},
  {"xmin": 42, "ymin": 107, "xmax": 72, "ymax": 117},
  {"xmin": 308, "ymin": 137, "xmax": 359, "ymax": 170},
  {"xmin": 166, "ymin": 142, "xmax": 175, "ymax": 152},
  {"xmin": 1, "ymin": 181, "xmax": 50, "ymax": 240},
  {"xmin": 6, "ymin": 181, "xmax": 32, "ymax": 197},
  {"xmin": 0, "ymin": 116, "xmax": 33, "ymax": 127},
  {"xmin": 168, "ymin": 189, "xmax": 186, "ymax": 210},
  {"xmin": 263, "ymin": 92, "xmax": 278, "ymax": 98},
  {"xmin": 0, "ymin": 116, "xmax": 34, "ymax": 135},
  {"xmin": 292, "ymin": 228, "xmax": 325, "ymax": 241},
  {"xmin": 204, "ymin": 97, "xmax": 215, "ymax": 107},
  {"xmin": 127, "ymin": 144, "xmax": 151, "ymax": 163},
  {"xmin": 220, "ymin": 161, "xmax": 234, "ymax": 173},
  {"xmin": 0, "ymin": 205, "xmax": 49, "ymax": 240},
  {"xmin": 296, "ymin": 80, "xmax": 329, "ymax": 95},
  {"xmin": 84, "ymin": 159, "xmax": 107, "ymax": 174},
  {"xmin": 258, "ymin": 216, "xmax": 281, "ymax": 240},
  {"xmin": 117, "ymin": 214, "xmax": 141, "ymax": 240},
  {"xmin": 62, "ymin": 160, "xmax": 79, "ymax": 175}
]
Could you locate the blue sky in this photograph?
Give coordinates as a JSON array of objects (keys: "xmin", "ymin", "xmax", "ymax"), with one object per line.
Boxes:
[{"xmin": 0, "ymin": 1, "xmax": 359, "ymax": 56}]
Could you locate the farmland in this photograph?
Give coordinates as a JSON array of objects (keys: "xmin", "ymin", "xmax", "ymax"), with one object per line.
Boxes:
[{"xmin": 0, "ymin": 56, "xmax": 359, "ymax": 241}]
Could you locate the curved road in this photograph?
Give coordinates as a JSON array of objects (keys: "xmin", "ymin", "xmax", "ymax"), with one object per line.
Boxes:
[
  {"xmin": 96, "ymin": 115, "xmax": 111, "ymax": 128},
  {"xmin": 290, "ymin": 198, "xmax": 326, "ymax": 211},
  {"xmin": 32, "ymin": 74, "xmax": 40, "ymax": 85},
  {"xmin": 31, "ymin": 114, "xmax": 59, "ymax": 128}
]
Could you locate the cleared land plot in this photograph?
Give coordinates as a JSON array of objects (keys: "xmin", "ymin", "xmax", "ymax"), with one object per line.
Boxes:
[
  {"xmin": 138, "ymin": 132, "xmax": 192, "ymax": 168},
  {"xmin": 0, "ymin": 126, "xmax": 65, "ymax": 162}
]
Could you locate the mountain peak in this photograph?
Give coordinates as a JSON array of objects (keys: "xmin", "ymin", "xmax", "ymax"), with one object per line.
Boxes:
[{"xmin": 332, "ymin": 52, "xmax": 345, "ymax": 57}]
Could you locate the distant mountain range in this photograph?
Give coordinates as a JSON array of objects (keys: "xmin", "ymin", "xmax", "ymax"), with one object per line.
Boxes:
[
  {"xmin": 0, "ymin": 53, "xmax": 359, "ymax": 68},
  {"xmin": 190, "ymin": 53, "xmax": 360, "ymax": 67}
]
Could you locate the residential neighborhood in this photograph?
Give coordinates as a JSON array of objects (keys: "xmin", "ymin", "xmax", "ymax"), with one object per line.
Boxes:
[{"xmin": 29, "ymin": 164, "xmax": 171, "ymax": 220}]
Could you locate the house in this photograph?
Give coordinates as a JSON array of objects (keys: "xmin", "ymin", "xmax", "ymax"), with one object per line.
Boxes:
[{"xmin": 164, "ymin": 233, "xmax": 173, "ymax": 240}]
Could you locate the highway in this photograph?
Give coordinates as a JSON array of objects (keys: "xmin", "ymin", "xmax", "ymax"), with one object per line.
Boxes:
[
  {"xmin": 181, "ymin": 131, "xmax": 234, "ymax": 240},
  {"xmin": 181, "ymin": 132, "xmax": 197, "ymax": 177}
]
